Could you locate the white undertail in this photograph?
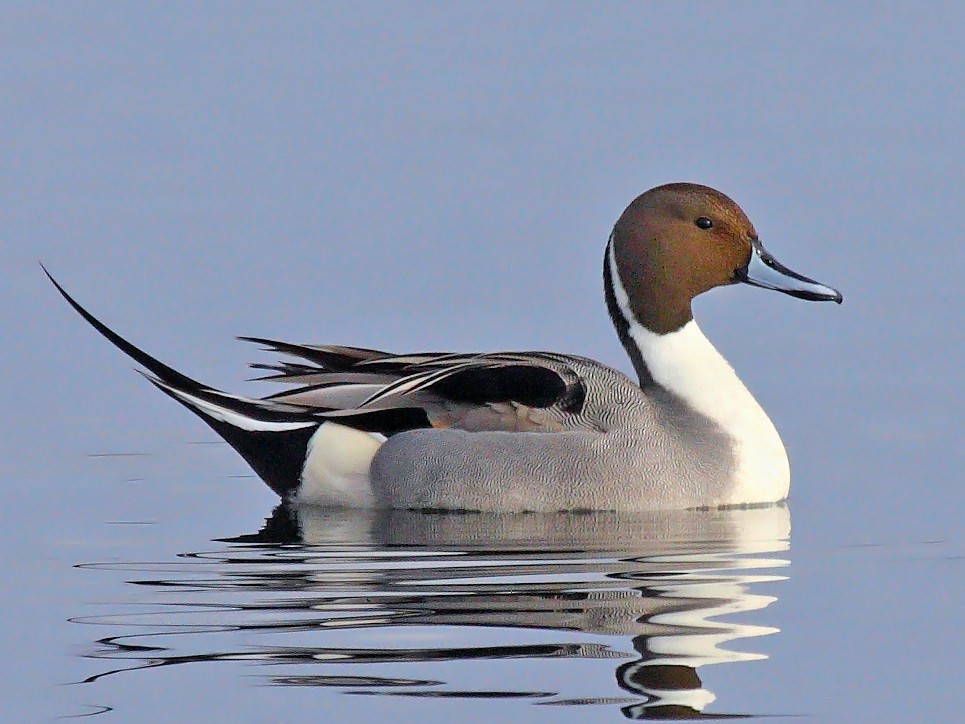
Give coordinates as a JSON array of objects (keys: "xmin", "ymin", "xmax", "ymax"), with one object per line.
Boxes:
[{"xmin": 298, "ymin": 423, "xmax": 380, "ymax": 507}]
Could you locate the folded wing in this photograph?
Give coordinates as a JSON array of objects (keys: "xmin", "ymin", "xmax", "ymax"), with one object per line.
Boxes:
[{"xmin": 244, "ymin": 337, "xmax": 589, "ymax": 434}]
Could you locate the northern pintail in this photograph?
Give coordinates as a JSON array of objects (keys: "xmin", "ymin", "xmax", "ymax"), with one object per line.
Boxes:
[{"xmin": 47, "ymin": 183, "xmax": 841, "ymax": 511}]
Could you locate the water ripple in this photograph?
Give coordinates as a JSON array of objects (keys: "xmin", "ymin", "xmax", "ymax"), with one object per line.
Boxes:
[{"xmin": 71, "ymin": 505, "xmax": 791, "ymax": 718}]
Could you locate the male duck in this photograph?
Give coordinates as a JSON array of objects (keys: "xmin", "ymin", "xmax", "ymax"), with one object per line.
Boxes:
[{"xmin": 48, "ymin": 183, "xmax": 841, "ymax": 511}]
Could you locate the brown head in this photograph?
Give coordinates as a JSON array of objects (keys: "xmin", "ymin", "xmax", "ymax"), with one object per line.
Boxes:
[{"xmin": 605, "ymin": 183, "xmax": 842, "ymax": 336}]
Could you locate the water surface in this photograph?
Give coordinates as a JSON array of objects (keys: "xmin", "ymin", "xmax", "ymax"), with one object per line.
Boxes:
[{"xmin": 70, "ymin": 505, "xmax": 792, "ymax": 720}]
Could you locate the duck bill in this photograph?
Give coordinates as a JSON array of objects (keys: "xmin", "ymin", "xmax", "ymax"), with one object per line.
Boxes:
[{"xmin": 736, "ymin": 239, "xmax": 843, "ymax": 303}]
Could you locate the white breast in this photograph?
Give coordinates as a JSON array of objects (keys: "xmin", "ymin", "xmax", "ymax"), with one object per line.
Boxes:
[{"xmin": 606, "ymin": 242, "xmax": 790, "ymax": 505}]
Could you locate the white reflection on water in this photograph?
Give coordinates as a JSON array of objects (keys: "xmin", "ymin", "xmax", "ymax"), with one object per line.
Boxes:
[{"xmin": 73, "ymin": 505, "xmax": 790, "ymax": 719}]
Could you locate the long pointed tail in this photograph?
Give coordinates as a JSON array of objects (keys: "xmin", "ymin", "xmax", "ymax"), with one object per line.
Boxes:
[{"xmin": 43, "ymin": 265, "xmax": 318, "ymax": 497}]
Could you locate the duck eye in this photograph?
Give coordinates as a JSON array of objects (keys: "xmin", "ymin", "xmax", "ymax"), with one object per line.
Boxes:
[{"xmin": 695, "ymin": 217, "xmax": 713, "ymax": 230}]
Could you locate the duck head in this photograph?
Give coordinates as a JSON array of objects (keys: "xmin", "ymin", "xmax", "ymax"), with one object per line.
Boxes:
[{"xmin": 607, "ymin": 183, "xmax": 842, "ymax": 335}]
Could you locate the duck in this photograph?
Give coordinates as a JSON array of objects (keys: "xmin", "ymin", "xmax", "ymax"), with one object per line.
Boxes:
[{"xmin": 47, "ymin": 183, "xmax": 841, "ymax": 512}]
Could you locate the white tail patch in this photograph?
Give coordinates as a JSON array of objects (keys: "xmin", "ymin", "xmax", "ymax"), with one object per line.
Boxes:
[{"xmin": 297, "ymin": 423, "xmax": 381, "ymax": 507}]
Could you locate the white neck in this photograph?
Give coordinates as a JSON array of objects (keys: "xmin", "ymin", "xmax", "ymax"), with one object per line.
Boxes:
[{"xmin": 606, "ymin": 241, "xmax": 789, "ymax": 504}]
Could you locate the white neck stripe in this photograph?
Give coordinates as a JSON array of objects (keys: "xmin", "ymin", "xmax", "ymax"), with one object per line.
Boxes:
[{"xmin": 606, "ymin": 234, "xmax": 638, "ymax": 335}]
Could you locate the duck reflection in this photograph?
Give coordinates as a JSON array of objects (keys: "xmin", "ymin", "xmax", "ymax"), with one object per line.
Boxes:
[{"xmin": 77, "ymin": 505, "xmax": 790, "ymax": 718}]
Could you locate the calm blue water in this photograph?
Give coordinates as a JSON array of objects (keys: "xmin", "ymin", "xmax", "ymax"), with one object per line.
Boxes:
[
  {"xmin": 7, "ymin": 437, "xmax": 960, "ymax": 721},
  {"xmin": 70, "ymin": 504, "xmax": 793, "ymax": 720}
]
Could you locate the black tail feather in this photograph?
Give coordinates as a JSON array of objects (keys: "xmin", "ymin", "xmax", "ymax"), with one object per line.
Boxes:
[
  {"xmin": 43, "ymin": 264, "xmax": 207, "ymax": 392},
  {"xmin": 45, "ymin": 265, "xmax": 317, "ymax": 498}
]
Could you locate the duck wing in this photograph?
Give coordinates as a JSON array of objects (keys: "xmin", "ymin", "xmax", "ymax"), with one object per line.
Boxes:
[{"xmin": 243, "ymin": 338, "xmax": 589, "ymax": 433}]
